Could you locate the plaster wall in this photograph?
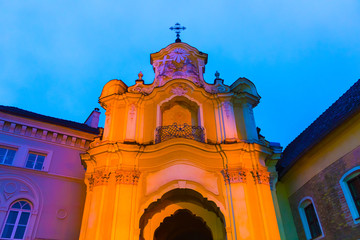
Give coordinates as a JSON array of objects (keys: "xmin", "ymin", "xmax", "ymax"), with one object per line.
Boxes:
[{"xmin": 0, "ymin": 114, "xmax": 96, "ymax": 240}]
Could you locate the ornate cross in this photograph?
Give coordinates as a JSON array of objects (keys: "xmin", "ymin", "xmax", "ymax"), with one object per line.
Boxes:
[
  {"xmin": 169, "ymin": 23, "xmax": 186, "ymax": 43},
  {"xmin": 156, "ymin": 55, "xmax": 173, "ymax": 74}
]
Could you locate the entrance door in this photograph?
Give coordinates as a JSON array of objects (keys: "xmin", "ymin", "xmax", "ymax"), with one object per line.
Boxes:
[{"xmin": 154, "ymin": 209, "xmax": 213, "ymax": 240}]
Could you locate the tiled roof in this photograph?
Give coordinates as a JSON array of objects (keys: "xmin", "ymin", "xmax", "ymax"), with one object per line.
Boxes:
[
  {"xmin": 0, "ymin": 105, "xmax": 100, "ymax": 135},
  {"xmin": 277, "ymin": 79, "xmax": 360, "ymax": 178}
]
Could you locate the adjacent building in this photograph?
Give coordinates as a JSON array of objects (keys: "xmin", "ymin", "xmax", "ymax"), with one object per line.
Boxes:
[
  {"xmin": 0, "ymin": 106, "xmax": 100, "ymax": 240},
  {"xmin": 277, "ymin": 80, "xmax": 360, "ymax": 240}
]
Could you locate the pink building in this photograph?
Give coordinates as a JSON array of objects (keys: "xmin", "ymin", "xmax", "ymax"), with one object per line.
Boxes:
[{"xmin": 0, "ymin": 106, "xmax": 100, "ymax": 240}]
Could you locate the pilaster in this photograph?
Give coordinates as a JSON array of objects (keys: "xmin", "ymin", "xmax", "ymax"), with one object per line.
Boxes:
[
  {"xmin": 222, "ymin": 167, "xmax": 280, "ymax": 240},
  {"xmin": 241, "ymin": 102, "xmax": 258, "ymax": 141},
  {"xmin": 80, "ymin": 168, "xmax": 141, "ymax": 240},
  {"xmin": 220, "ymin": 101, "xmax": 238, "ymax": 143}
]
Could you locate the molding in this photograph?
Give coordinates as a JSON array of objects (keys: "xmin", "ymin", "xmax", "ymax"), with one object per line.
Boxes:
[
  {"xmin": 0, "ymin": 165, "xmax": 84, "ymax": 183},
  {"xmin": 0, "ymin": 173, "xmax": 43, "ymax": 240},
  {"xmin": 0, "ymin": 118, "xmax": 93, "ymax": 150}
]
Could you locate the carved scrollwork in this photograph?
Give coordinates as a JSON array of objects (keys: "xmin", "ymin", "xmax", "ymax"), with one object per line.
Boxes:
[
  {"xmin": 170, "ymin": 84, "xmax": 189, "ymax": 96},
  {"xmin": 114, "ymin": 169, "xmax": 141, "ymax": 185},
  {"xmin": 87, "ymin": 169, "xmax": 112, "ymax": 191},
  {"xmin": 128, "ymin": 83, "xmax": 154, "ymax": 95},
  {"xmin": 222, "ymin": 169, "xmax": 271, "ymax": 186},
  {"xmin": 250, "ymin": 170, "xmax": 270, "ymax": 185},
  {"xmin": 221, "ymin": 169, "xmax": 247, "ymax": 184},
  {"xmin": 89, "ymin": 137, "xmax": 101, "ymax": 148},
  {"xmin": 86, "ymin": 169, "xmax": 141, "ymax": 190}
]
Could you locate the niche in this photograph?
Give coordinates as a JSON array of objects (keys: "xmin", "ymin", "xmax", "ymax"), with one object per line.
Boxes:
[{"xmin": 161, "ymin": 96, "xmax": 199, "ymax": 126}]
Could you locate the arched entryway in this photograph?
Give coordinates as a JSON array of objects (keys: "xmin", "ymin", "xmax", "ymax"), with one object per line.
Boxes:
[
  {"xmin": 139, "ymin": 189, "xmax": 226, "ymax": 240},
  {"xmin": 154, "ymin": 209, "xmax": 213, "ymax": 240}
]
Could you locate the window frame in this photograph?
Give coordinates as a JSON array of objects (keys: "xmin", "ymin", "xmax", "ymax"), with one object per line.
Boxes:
[
  {"xmin": 1, "ymin": 200, "xmax": 32, "ymax": 240},
  {"xmin": 0, "ymin": 142, "xmax": 53, "ymax": 171},
  {"xmin": 340, "ymin": 166, "xmax": 360, "ymax": 224},
  {"xmin": 24, "ymin": 152, "xmax": 47, "ymax": 171},
  {"xmin": 0, "ymin": 146, "xmax": 17, "ymax": 166},
  {"xmin": 298, "ymin": 197, "xmax": 324, "ymax": 240}
]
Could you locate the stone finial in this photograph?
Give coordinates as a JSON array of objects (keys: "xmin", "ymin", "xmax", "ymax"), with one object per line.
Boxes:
[
  {"xmin": 214, "ymin": 71, "xmax": 225, "ymax": 86},
  {"xmin": 215, "ymin": 71, "xmax": 220, "ymax": 79},
  {"xmin": 138, "ymin": 71, "xmax": 143, "ymax": 80}
]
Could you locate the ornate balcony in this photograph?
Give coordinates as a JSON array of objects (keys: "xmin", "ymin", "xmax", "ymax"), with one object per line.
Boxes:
[{"xmin": 155, "ymin": 123, "xmax": 205, "ymax": 143}]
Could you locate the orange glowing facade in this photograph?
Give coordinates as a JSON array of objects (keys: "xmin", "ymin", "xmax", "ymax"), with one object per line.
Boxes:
[{"xmin": 79, "ymin": 41, "xmax": 283, "ymax": 240}]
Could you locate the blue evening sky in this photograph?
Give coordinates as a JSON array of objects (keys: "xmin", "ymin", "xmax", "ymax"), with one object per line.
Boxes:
[{"xmin": 1, "ymin": 0, "xmax": 359, "ymax": 148}]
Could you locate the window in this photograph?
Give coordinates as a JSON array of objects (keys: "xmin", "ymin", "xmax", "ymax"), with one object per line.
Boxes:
[
  {"xmin": 304, "ymin": 204, "xmax": 322, "ymax": 238},
  {"xmin": 0, "ymin": 146, "xmax": 16, "ymax": 165},
  {"xmin": 298, "ymin": 197, "xmax": 323, "ymax": 239},
  {"xmin": 340, "ymin": 166, "xmax": 360, "ymax": 223},
  {"xmin": 25, "ymin": 152, "xmax": 45, "ymax": 170},
  {"xmin": 1, "ymin": 200, "xmax": 31, "ymax": 239},
  {"xmin": 348, "ymin": 175, "xmax": 360, "ymax": 214}
]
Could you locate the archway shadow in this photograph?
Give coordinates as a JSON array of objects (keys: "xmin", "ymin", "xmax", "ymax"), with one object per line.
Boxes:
[
  {"xmin": 139, "ymin": 188, "xmax": 226, "ymax": 240},
  {"xmin": 154, "ymin": 209, "xmax": 213, "ymax": 240}
]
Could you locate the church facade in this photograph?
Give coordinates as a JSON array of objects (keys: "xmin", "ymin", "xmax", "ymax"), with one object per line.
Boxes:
[
  {"xmin": 1, "ymin": 39, "xmax": 360, "ymax": 240},
  {"xmin": 79, "ymin": 41, "xmax": 282, "ymax": 240}
]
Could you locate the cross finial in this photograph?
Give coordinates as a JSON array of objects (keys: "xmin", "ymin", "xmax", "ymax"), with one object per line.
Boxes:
[{"xmin": 169, "ymin": 23, "xmax": 186, "ymax": 43}]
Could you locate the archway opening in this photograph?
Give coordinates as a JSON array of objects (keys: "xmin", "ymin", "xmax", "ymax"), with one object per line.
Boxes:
[
  {"xmin": 154, "ymin": 209, "xmax": 213, "ymax": 240},
  {"xmin": 139, "ymin": 189, "xmax": 226, "ymax": 240}
]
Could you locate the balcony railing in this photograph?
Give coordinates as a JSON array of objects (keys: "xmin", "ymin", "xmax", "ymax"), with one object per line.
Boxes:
[{"xmin": 155, "ymin": 123, "xmax": 205, "ymax": 143}]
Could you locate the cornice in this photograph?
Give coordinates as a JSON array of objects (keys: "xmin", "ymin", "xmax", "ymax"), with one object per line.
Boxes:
[
  {"xmin": 87, "ymin": 138, "xmax": 276, "ymax": 158},
  {"xmin": 0, "ymin": 118, "xmax": 94, "ymax": 150}
]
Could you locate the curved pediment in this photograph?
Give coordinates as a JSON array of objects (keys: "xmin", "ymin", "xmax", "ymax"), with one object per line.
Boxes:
[
  {"xmin": 150, "ymin": 42, "xmax": 208, "ymax": 65},
  {"xmin": 124, "ymin": 42, "xmax": 235, "ymax": 96},
  {"xmin": 151, "ymin": 43, "xmax": 207, "ymax": 89}
]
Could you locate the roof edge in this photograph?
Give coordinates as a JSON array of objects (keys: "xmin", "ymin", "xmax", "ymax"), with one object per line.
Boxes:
[{"xmin": 0, "ymin": 105, "xmax": 100, "ymax": 135}]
